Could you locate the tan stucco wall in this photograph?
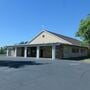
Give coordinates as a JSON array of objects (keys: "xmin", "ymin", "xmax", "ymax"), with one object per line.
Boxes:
[
  {"xmin": 63, "ymin": 45, "xmax": 88, "ymax": 58},
  {"xmin": 30, "ymin": 32, "xmax": 71, "ymax": 44},
  {"xmin": 8, "ymin": 49, "xmax": 15, "ymax": 56}
]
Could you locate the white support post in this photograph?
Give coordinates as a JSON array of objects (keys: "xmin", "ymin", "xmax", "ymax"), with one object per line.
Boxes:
[
  {"xmin": 37, "ymin": 46, "xmax": 40, "ymax": 59},
  {"xmin": 52, "ymin": 45, "xmax": 56, "ymax": 60},
  {"xmin": 24, "ymin": 47, "xmax": 27, "ymax": 58},
  {"xmin": 7, "ymin": 48, "xmax": 9, "ymax": 56},
  {"xmin": 14, "ymin": 47, "xmax": 17, "ymax": 57}
]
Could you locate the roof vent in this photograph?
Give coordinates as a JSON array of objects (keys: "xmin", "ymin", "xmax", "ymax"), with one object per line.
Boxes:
[{"xmin": 42, "ymin": 35, "xmax": 45, "ymax": 38}]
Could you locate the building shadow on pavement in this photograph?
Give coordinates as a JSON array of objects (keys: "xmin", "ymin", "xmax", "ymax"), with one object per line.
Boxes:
[{"xmin": 0, "ymin": 60, "xmax": 47, "ymax": 69}]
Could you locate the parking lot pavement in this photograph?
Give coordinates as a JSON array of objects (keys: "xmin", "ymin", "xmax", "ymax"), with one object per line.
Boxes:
[{"xmin": 0, "ymin": 57, "xmax": 90, "ymax": 90}]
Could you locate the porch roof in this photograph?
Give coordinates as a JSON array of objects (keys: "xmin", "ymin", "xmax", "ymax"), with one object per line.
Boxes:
[
  {"xmin": 6, "ymin": 42, "xmax": 61, "ymax": 48},
  {"xmin": 6, "ymin": 43, "xmax": 88, "ymax": 49}
]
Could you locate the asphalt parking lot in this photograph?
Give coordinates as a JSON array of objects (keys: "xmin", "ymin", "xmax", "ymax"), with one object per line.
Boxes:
[{"xmin": 0, "ymin": 56, "xmax": 90, "ymax": 90}]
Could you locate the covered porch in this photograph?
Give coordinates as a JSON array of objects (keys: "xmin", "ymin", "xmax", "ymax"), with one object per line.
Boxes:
[{"xmin": 7, "ymin": 43, "xmax": 63, "ymax": 60}]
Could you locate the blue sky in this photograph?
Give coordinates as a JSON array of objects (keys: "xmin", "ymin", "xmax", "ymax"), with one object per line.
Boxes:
[{"xmin": 0, "ymin": 0, "xmax": 90, "ymax": 46}]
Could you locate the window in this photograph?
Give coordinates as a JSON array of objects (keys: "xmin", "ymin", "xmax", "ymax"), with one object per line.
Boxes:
[
  {"xmin": 72, "ymin": 48, "xmax": 79, "ymax": 53},
  {"xmin": 80, "ymin": 49, "xmax": 85, "ymax": 53}
]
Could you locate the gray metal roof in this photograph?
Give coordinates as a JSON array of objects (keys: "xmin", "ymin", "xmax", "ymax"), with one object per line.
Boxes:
[
  {"xmin": 7, "ymin": 30, "xmax": 81, "ymax": 47},
  {"xmin": 7, "ymin": 43, "xmax": 61, "ymax": 48}
]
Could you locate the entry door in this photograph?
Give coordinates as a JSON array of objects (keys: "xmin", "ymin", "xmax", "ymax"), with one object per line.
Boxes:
[
  {"xmin": 30, "ymin": 47, "xmax": 36, "ymax": 57},
  {"xmin": 40, "ymin": 49, "xmax": 43, "ymax": 57}
]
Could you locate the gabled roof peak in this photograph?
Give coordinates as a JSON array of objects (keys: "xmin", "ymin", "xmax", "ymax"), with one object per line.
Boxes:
[
  {"xmin": 42, "ymin": 29, "xmax": 48, "ymax": 32},
  {"xmin": 29, "ymin": 30, "xmax": 81, "ymax": 46}
]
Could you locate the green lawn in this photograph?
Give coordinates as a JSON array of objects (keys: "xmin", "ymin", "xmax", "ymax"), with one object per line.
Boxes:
[
  {"xmin": 82, "ymin": 58, "xmax": 90, "ymax": 63},
  {"xmin": 0, "ymin": 54, "xmax": 6, "ymax": 57}
]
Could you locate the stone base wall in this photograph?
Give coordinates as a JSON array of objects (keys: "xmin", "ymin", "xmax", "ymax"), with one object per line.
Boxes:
[
  {"xmin": 56, "ymin": 45, "xmax": 63, "ymax": 59},
  {"xmin": 17, "ymin": 47, "xmax": 24, "ymax": 57},
  {"xmin": 63, "ymin": 45, "xmax": 88, "ymax": 58},
  {"xmin": 40, "ymin": 46, "xmax": 52, "ymax": 58}
]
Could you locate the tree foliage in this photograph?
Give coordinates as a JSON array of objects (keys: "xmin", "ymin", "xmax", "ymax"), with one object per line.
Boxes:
[
  {"xmin": 76, "ymin": 14, "xmax": 90, "ymax": 46},
  {"xmin": 0, "ymin": 47, "xmax": 6, "ymax": 54}
]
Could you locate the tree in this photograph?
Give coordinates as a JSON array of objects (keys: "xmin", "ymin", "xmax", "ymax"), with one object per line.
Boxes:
[
  {"xmin": 76, "ymin": 14, "xmax": 90, "ymax": 46},
  {"xmin": 0, "ymin": 47, "xmax": 6, "ymax": 54}
]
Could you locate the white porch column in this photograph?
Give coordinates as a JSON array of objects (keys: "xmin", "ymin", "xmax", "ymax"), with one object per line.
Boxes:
[
  {"xmin": 37, "ymin": 46, "xmax": 40, "ymax": 59},
  {"xmin": 7, "ymin": 48, "xmax": 9, "ymax": 56},
  {"xmin": 52, "ymin": 45, "xmax": 56, "ymax": 60},
  {"xmin": 24, "ymin": 47, "xmax": 27, "ymax": 58},
  {"xmin": 14, "ymin": 47, "xmax": 17, "ymax": 57}
]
